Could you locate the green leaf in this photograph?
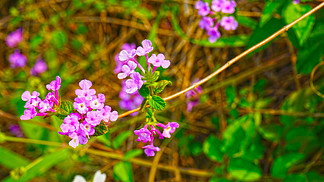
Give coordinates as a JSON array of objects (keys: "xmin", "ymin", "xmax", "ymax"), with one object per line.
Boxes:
[
  {"xmin": 55, "ymin": 100, "xmax": 74, "ymax": 119},
  {"xmin": 138, "ymin": 85, "xmax": 149, "ymax": 98},
  {"xmin": 203, "ymin": 135, "xmax": 223, "ymax": 162},
  {"xmin": 284, "ymin": 174, "xmax": 307, "ymax": 182},
  {"xmin": 123, "ymin": 149, "xmax": 143, "ymax": 160},
  {"xmin": 4, "ymin": 149, "xmax": 69, "ymax": 182},
  {"xmin": 258, "ymin": 124, "xmax": 283, "ymax": 142},
  {"xmin": 271, "ymin": 153, "xmax": 305, "ymax": 178},
  {"xmin": 296, "ymin": 42, "xmax": 322, "ymax": 74},
  {"xmin": 226, "ymin": 86, "xmax": 237, "ymax": 104},
  {"xmin": 228, "ymin": 158, "xmax": 262, "ymax": 181},
  {"xmin": 246, "ymin": 17, "xmax": 283, "ymax": 55},
  {"xmin": 306, "ymin": 171, "xmax": 324, "ymax": 181},
  {"xmin": 259, "ymin": 1, "xmax": 283, "ymax": 27},
  {"xmin": 93, "ymin": 121, "xmax": 109, "ymax": 137},
  {"xmin": 144, "ymin": 71, "xmax": 160, "ymax": 83},
  {"xmin": 145, "ymin": 107, "xmax": 153, "ymax": 118},
  {"xmin": 30, "ymin": 35, "xmax": 43, "ymax": 49},
  {"xmin": 113, "ymin": 161, "xmax": 134, "ymax": 182},
  {"xmin": 152, "ymin": 80, "xmax": 172, "ymax": 94},
  {"xmin": 51, "ymin": 30, "xmax": 67, "ymax": 50},
  {"xmin": 76, "ymin": 23, "xmax": 88, "ymax": 34},
  {"xmin": 149, "ymin": 95, "xmax": 166, "ymax": 111},
  {"xmin": 113, "ymin": 130, "xmax": 132, "ymax": 149},
  {"xmin": 237, "ymin": 16, "xmax": 257, "ymax": 29},
  {"xmin": 283, "ymin": 3, "xmax": 315, "ymax": 46},
  {"xmin": 222, "ymin": 124, "xmax": 246, "ymax": 157},
  {"xmin": 0, "ymin": 146, "xmax": 30, "ymax": 169}
]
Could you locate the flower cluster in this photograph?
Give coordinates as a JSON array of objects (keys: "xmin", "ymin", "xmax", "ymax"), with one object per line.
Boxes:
[
  {"xmin": 59, "ymin": 79, "xmax": 118, "ymax": 148},
  {"xmin": 134, "ymin": 122, "xmax": 179, "ymax": 156},
  {"xmin": 115, "ymin": 39, "xmax": 170, "ymax": 94},
  {"xmin": 195, "ymin": 0, "xmax": 238, "ymax": 42},
  {"xmin": 6, "ymin": 28, "xmax": 47, "ymax": 74},
  {"xmin": 20, "ymin": 76, "xmax": 61, "ymax": 120},
  {"xmin": 119, "ymin": 80, "xmax": 143, "ymax": 116},
  {"xmin": 186, "ymin": 81, "xmax": 203, "ymax": 112}
]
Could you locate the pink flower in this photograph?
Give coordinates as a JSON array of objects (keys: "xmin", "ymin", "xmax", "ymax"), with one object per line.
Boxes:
[
  {"xmin": 134, "ymin": 125, "xmax": 152, "ymax": 143},
  {"xmin": 222, "ymin": 0, "xmax": 236, "ymax": 14},
  {"xmin": 30, "ymin": 59, "xmax": 47, "ymax": 76},
  {"xmin": 142, "ymin": 145, "xmax": 160, "ymax": 157},
  {"xmin": 136, "ymin": 39, "xmax": 153, "ymax": 56},
  {"xmin": 9, "ymin": 49, "xmax": 27, "ymax": 68},
  {"xmin": 211, "ymin": 0, "xmax": 224, "ymax": 12},
  {"xmin": 148, "ymin": 54, "xmax": 170, "ymax": 69},
  {"xmin": 119, "ymin": 49, "xmax": 136, "ymax": 62},
  {"xmin": 125, "ymin": 72, "xmax": 144, "ymax": 94},
  {"xmin": 6, "ymin": 28, "xmax": 23, "ymax": 48},
  {"xmin": 195, "ymin": 1, "xmax": 210, "ymax": 16},
  {"xmin": 157, "ymin": 122, "xmax": 179, "ymax": 138},
  {"xmin": 220, "ymin": 16, "xmax": 238, "ymax": 31},
  {"xmin": 46, "ymin": 76, "xmax": 61, "ymax": 91},
  {"xmin": 117, "ymin": 61, "xmax": 137, "ymax": 79},
  {"xmin": 207, "ymin": 27, "xmax": 221, "ymax": 43}
]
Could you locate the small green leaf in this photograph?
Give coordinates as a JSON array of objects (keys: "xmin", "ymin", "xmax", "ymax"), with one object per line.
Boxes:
[
  {"xmin": 271, "ymin": 153, "xmax": 305, "ymax": 178},
  {"xmin": 140, "ymin": 98, "xmax": 148, "ymax": 112},
  {"xmin": 237, "ymin": 16, "xmax": 257, "ymax": 29},
  {"xmin": 203, "ymin": 135, "xmax": 223, "ymax": 162},
  {"xmin": 228, "ymin": 158, "xmax": 262, "ymax": 181},
  {"xmin": 113, "ymin": 162, "xmax": 134, "ymax": 182},
  {"xmin": 149, "ymin": 95, "xmax": 166, "ymax": 111},
  {"xmin": 55, "ymin": 100, "xmax": 74, "ymax": 119},
  {"xmin": 152, "ymin": 80, "xmax": 172, "ymax": 94},
  {"xmin": 259, "ymin": 1, "xmax": 283, "ymax": 27},
  {"xmin": 145, "ymin": 107, "xmax": 153, "ymax": 118},
  {"xmin": 123, "ymin": 149, "xmax": 143, "ymax": 160},
  {"xmin": 144, "ymin": 71, "xmax": 160, "ymax": 83},
  {"xmin": 113, "ymin": 131, "xmax": 132, "ymax": 149},
  {"xmin": 284, "ymin": 174, "xmax": 307, "ymax": 182},
  {"xmin": 258, "ymin": 124, "xmax": 283, "ymax": 142},
  {"xmin": 138, "ymin": 85, "xmax": 149, "ymax": 98},
  {"xmin": 93, "ymin": 121, "xmax": 109, "ymax": 137}
]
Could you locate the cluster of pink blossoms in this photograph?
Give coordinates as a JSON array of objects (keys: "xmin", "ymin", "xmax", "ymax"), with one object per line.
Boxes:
[
  {"xmin": 59, "ymin": 79, "xmax": 118, "ymax": 148},
  {"xmin": 115, "ymin": 43, "xmax": 143, "ymax": 115},
  {"xmin": 6, "ymin": 28, "xmax": 47, "ymax": 74},
  {"xmin": 21, "ymin": 76, "xmax": 61, "ymax": 120},
  {"xmin": 195, "ymin": 0, "xmax": 238, "ymax": 42},
  {"xmin": 134, "ymin": 122, "xmax": 179, "ymax": 156},
  {"xmin": 116, "ymin": 39, "xmax": 170, "ymax": 94}
]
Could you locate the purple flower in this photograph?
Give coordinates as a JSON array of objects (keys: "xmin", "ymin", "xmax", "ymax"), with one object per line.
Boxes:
[
  {"xmin": 89, "ymin": 95, "xmax": 104, "ymax": 110},
  {"xmin": 148, "ymin": 54, "xmax": 170, "ymax": 69},
  {"xmin": 30, "ymin": 59, "xmax": 47, "ymax": 76},
  {"xmin": 222, "ymin": 0, "xmax": 236, "ymax": 14},
  {"xmin": 199, "ymin": 16, "xmax": 214, "ymax": 30},
  {"xmin": 6, "ymin": 28, "xmax": 23, "ymax": 48},
  {"xmin": 9, "ymin": 124, "xmax": 24, "ymax": 138},
  {"xmin": 20, "ymin": 108, "xmax": 37, "ymax": 120},
  {"xmin": 134, "ymin": 125, "xmax": 152, "ymax": 143},
  {"xmin": 21, "ymin": 91, "xmax": 41, "ymax": 109},
  {"xmin": 68, "ymin": 132, "xmax": 88, "ymax": 148},
  {"xmin": 60, "ymin": 114, "xmax": 80, "ymax": 133},
  {"xmin": 142, "ymin": 145, "xmax": 160, "ymax": 157},
  {"xmin": 73, "ymin": 97, "xmax": 88, "ymax": 114},
  {"xmin": 186, "ymin": 80, "xmax": 203, "ymax": 112},
  {"xmin": 46, "ymin": 76, "xmax": 61, "ymax": 91},
  {"xmin": 117, "ymin": 61, "xmax": 137, "ymax": 79},
  {"xmin": 114, "ymin": 43, "xmax": 136, "ymax": 73},
  {"xmin": 9, "ymin": 49, "xmax": 27, "ymax": 68},
  {"xmin": 119, "ymin": 49, "xmax": 136, "ymax": 62},
  {"xmin": 211, "ymin": 0, "xmax": 224, "ymax": 12},
  {"xmin": 157, "ymin": 122, "xmax": 179, "ymax": 138},
  {"xmin": 80, "ymin": 121, "xmax": 95, "ymax": 138},
  {"xmin": 293, "ymin": 0, "xmax": 300, "ymax": 4},
  {"xmin": 119, "ymin": 81, "xmax": 143, "ymax": 115},
  {"xmin": 85, "ymin": 111, "xmax": 102, "ymax": 126},
  {"xmin": 125, "ymin": 72, "xmax": 144, "ymax": 94},
  {"xmin": 75, "ymin": 79, "xmax": 96, "ymax": 101},
  {"xmin": 220, "ymin": 16, "xmax": 238, "ymax": 31},
  {"xmin": 207, "ymin": 27, "xmax": 221, "ymax": 43},
  {"xmin": 38, "ymin": 100, "xmax": 54, "ymax": 113},
  {"xmin": 195, "ymin": 1, "xmax": 210, "ymax": 16},
  {"xmin": 136, "ymin": 39, "xmax": 153, "ymax": 56}
]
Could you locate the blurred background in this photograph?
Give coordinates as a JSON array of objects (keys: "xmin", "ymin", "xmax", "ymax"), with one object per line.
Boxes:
[{"xmin": 0, "ymin": 0, "xmax": 324, "ymax": 181}]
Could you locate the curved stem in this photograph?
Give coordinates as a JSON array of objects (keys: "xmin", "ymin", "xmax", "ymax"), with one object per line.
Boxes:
[{"xmin": 118, "ymin": 2, "xmax": 324, "ymax": 119}]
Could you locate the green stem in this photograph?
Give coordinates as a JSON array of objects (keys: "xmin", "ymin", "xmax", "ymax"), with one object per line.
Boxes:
[{"xmin": 4, "ymin": 136, "xmax": 63, "ymax": 147}]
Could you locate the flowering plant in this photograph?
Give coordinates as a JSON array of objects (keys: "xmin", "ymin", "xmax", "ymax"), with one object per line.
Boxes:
[{"xmin": 115, "ymin": 39, "xmax": 179, "ymax": 156}]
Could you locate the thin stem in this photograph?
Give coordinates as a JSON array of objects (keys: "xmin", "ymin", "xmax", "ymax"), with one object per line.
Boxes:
[
  {"xmin": 4, "ymin": 136, "xmax": 63, "ymax": 147},
  {"xmin": 145, "ymin": 54, "xmax": 150, "ymax": 72},
  {"xmin": 118, "ymin": 2, "xmax": 324, "ymax": 119},
  {"xmin": 131, "ymin": 58, "xmax": 145, "ymax": 73}
]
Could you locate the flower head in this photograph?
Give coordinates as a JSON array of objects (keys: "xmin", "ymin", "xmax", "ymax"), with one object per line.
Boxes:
[
  {"xmin": 199, "ymin": 16, "xmax": 214, "ymax": 30},
  {"xmin": 136, "ymin": 39, "xmax": 153, "ymax": 56},
  {"xmin": 117, "ymin": 61, "xmax": 137, "ymax": 79},
  {"xmin": 119, "ymin": 49, "xmax": 136, "ymax": 62},
  {"xmin": 148, "ymin": 54, "xmax": 170, "ymax": 69},
  {"xmin": 222, "ymin": 0, "xmax": 236, "ymax": 14},
  {"xmin": 143, "ymin": 145, "xmax": 160, "ymax": 157},
  {"xmin": 157, "ymin": 122, "xmax": 179, "ymax": 138},
  {"xmin": 6, "ymin": 28, "xmax": 23, "ymax": 48},
  {"xmin": 134, "ymin": 125, "xmax": 152, "ymax": 143},
  {"xmin": 9, "ymin": 49, "xmax": 27, "ymax": 68},
  {"xmin": 207, "ymin": 27, "xmax": 221, "ymax": 43},
  {"xmin": 211, "ymin": 0, "xmax": 225, "ymax": 12},
  {"xmin": 31, "ymin": 59, "xmax": 47, "ymax": 76},
  {"xmin": 46, "ymin": 76, "xmax": 61, "ymax": 91},
  {"xmin": 195, "ymin": 1, "xmax": 210, "ymax": 16},
  {"xmin": 220, "ymin": 16, "xmax": 238, "ymax": 31},
  {"xmin": 125, "ymin": 72, "xmax": 143, "ymax": 94}
]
